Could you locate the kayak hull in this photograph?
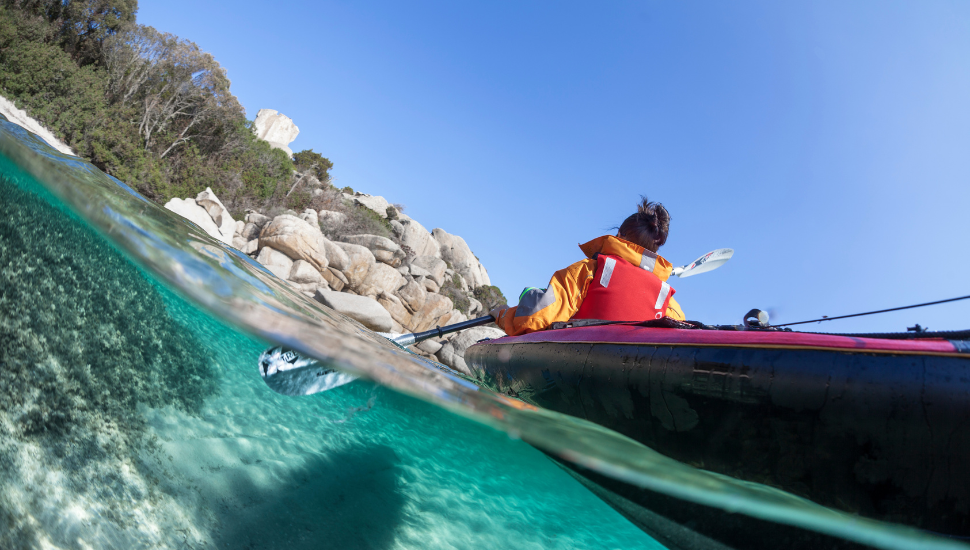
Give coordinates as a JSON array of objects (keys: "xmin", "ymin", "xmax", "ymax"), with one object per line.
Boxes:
[{"xmin": 464, "ymin": 326, "xmax": 970, "ymax": 537}]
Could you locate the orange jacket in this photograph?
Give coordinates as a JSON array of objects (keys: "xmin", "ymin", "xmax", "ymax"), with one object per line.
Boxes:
[{"xmin": 495, "ymin": 235, "xmax": 685, "ymax": 336}]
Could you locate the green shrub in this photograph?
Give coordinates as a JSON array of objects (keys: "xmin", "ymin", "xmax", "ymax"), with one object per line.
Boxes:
[
  {"xmin": 293, "ymin": 148, "xmax": 333, "ymax": 182},
  {"xmin": 439, "ymin": 274, "xmax": 470, "ymax": 315},
  {"xmin": 342, "ymin": 204, "xmax": 394, "ymax": 239},
  {"xmin": 473, "ymin": 285, "xmax": 508, "ymax": 312},
  {"xmin": 0, "ymin": 7, "xmax": 302, "ymax": 214}
]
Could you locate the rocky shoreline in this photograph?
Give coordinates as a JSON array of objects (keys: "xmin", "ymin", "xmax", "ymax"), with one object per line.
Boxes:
[
  {"xmin": 164, "ymin": 184, "xmax": 507, "ymax": 375},
  {"xmin": 0, "ymin": 97, "xmax": 507, "ymax": 374}
]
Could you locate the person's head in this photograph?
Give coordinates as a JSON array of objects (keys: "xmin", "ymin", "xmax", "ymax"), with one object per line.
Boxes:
[{"xmin": 617, "ymin": 197, "xmax": 670, "ymax": 253}]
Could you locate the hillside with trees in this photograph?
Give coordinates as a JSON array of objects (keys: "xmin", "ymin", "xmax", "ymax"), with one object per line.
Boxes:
[
  {"xmin": 0, "ymin": 0, "xmax": 326, "ymax": 215},
  {"xmin": 0, "ymin": 0, "xmax": 509, "ymax": 333}
]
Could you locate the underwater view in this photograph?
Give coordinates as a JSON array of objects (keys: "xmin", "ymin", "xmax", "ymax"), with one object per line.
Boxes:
[{"xmin": 1, "ymin": 115, "xmax": 967, "ymax": 550}]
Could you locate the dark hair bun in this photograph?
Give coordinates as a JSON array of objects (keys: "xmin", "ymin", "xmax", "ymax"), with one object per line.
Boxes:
[{"xmin": 618, "ymin": 197, "xmax": 670, "ymax": 252}]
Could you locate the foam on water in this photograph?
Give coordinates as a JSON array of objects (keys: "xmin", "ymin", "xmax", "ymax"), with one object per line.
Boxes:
[{"xmin": 0, "ymin": 114, "xmax": 966, "ymax": 549}]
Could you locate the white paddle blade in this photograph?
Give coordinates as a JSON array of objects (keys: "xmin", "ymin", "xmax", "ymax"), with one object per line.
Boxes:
[
  {"xmin": 258, "ymin": 346, "xmax": 357, "ymax": 396},
  {"xmin": 675, "ymin": 248, "xmax": 734, "ymax": 278}
]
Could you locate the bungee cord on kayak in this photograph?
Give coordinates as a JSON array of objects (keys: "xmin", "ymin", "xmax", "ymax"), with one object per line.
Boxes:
[{"xmin": 774, "ymin": 293, "xmax": 970, "ymax": 328}]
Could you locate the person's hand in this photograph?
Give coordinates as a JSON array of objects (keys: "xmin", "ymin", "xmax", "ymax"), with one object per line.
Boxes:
[{"xmin": 489, "ymin": 304, "xmax": 509, "ymax": 322}]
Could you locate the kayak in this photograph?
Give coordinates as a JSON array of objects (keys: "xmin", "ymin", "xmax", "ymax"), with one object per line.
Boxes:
[{"xmin": 464, "ymin": 322, "xmax": 970, "ymax": 540}]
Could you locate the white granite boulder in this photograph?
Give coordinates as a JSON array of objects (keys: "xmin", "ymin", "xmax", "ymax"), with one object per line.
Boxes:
[
  {"xmin": 253, "ymin": 109, "xmax": 299, "ymax": 157},
  {"xmin": 240, "ymin": 223, "xmax": 260, "ymax": 240},
  {"xmin": 351, "ymin": 193, "xmax": 392, "ymax": 218},
  {"xmin": 436, "ymin": 343, "xmax": 467, "ymax": 374},
  {"xmin": 410, "ymin": 294, "xmax": 454, "ymax": 332},
  {"xmin": 241, "ymin": 211, "xmax": 271, "ymax": 240},
  {"xmin": 195, "ymin": 187, "xmax": 235, "ymax": 243},
  {"xmin": 241, "ymin": 239, "xmax": 259, "ymax": 255},
  {"xmin": 321, "ymin": 238, "xmax": 350, "ymax": 272},
  {"xmin": 258, "ymin": 215, "xmax": 329, "ymax": 272},
  {"xmin": 415, "ymin": 339, "xmax": 442, "ymax": 355},
  {"xmin": 340, "ymin": 235, "xmax": 406, "ymax": 267},
  {"xmin": 164, "ymin": 197, "xmax": 231, "ymax": 245},
  {"xmin": 289, "ymin": 260, "xmax": 323, "ymax": 285},
  {"xmin": 256, "ymin": 246, "xmax": 294, "ymax": 279},
  {"xmin": 246, "ymin": 211, "xmax": 271, "ymax": 228},
  {"xmin": 397, "ymin": 215, "xmax": 439, "ymax": 258},
  {"xmin": 396, "ymin": 279, "xmax": 427, "ymax": 313},
  {"xmin": 0, "ymin": 95, "xmax": 76, "ymax": 155},
  {"xmin": 298, "ymin": 208, "xmax": 318, "ymax": 226},
  {"xmin": 377, "ymin": 292, "xmax": 412, "ymax": 328},
  {"xmin": 334, "ymin": 242, "xmax": 375, "ymax": 289},
  {"xmin": 410, "ymin": 255, "xmax": 447, "ymax": 286},
  {"xmin": 432, "ymin": 228, "xmax": 490, "ymax": 288},
  {"xmin": 437, "ymin": 309, "xmax": 467, "ymax": 328},
  {"xmin": 421, "ymin": 277, "xmax": 440, "ymax": 293},
  {"xmin": 435, "ymin": 326, "xmax": 506, "ymax": 375},
  {"xmin": 321, "ymin": 267, "xmax": 348, "ymax": 291},
  {"xmin": 358, "ymin": 262, "xmax": 406, "ymax": 297},
  {"xmin": 314, "ymin": 289, "xmax": 393, "ymax": 332}
]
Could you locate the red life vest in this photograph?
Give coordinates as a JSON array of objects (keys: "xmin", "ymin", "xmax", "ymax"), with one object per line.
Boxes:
[{"xmin": 573, "ymin": 254, "xmax": 675, "ymax": 321}]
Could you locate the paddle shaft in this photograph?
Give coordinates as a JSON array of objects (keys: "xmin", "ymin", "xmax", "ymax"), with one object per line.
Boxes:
[{"xmin": 390, "ymin": 315, "xmax": 494, "ymax": 347}]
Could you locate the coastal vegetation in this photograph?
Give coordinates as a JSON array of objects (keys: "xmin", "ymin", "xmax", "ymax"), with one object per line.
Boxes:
[
  {"xmin": 0, "ymin": 0, "xmax": 324, "ymax": 213},
  {"xmin": 0, "ymin": 0, "xmax": 509, "ymax": 330}
]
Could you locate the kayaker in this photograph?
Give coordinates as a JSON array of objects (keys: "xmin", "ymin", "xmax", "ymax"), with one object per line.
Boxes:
[{"xmin": 490, "ymin": 197, "xmax": 685, "ymax": 336}]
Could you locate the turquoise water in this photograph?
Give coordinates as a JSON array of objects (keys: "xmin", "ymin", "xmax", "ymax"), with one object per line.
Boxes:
[
  {"xmin": 0, "ymin": 115, "xmax": 966, "ymax": 549},
  {"xmin": 0, "ymin": 127, "xmax": 661, "ymax": 549}
]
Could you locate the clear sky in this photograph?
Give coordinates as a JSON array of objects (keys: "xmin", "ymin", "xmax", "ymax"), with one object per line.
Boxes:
[{"xmin": 139, "ymin": 1, "xmax": 970, "ymax": 332}]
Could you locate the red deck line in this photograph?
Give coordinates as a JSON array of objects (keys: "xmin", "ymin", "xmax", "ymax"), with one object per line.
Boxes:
[{"xmin": 487, "ymin": 326, "xmax": 963, "ymax": 356}]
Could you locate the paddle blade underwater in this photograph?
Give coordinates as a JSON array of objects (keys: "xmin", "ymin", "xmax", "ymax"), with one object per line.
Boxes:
[{"xmin": 258, "ymin": 346, "xmax": 357, "ymax": 396}]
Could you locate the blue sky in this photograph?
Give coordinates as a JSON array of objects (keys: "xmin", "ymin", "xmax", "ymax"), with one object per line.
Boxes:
[{"xmin": 139, "ymin": 1, "xmax": 970, "ymax": 332}]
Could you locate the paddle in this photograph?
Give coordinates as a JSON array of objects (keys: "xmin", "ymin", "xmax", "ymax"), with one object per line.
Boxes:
[
  {"xmin": 670, "ymin": 248, "xmax": 734, "ymax": 278},
  {"xmin": 258, "ymin": 315, "xmax": 495, "ymax": 396},
  {"xmin": 259, "ymin": 248, "xmax": 733, "ymax": 397},
  {"xmin": 383, "ymin": 315, "xmax": 494, "ymax": 347}
]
